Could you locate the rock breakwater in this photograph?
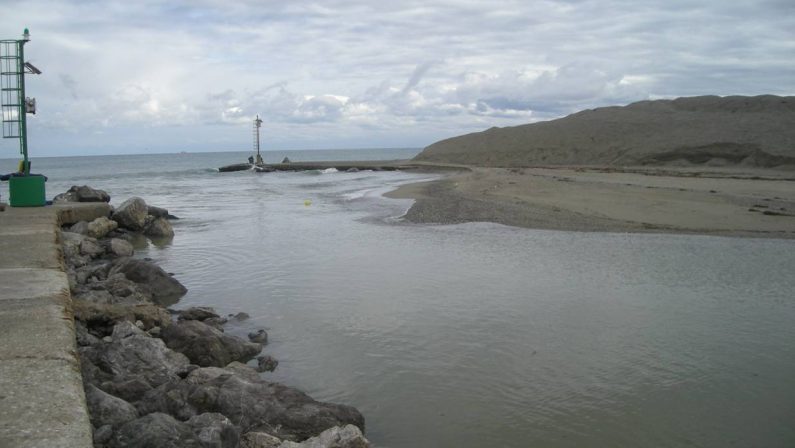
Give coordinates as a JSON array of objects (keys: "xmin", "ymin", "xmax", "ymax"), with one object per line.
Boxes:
[{"xmin": 57, "ymin": 186, "xmax": 370, "ymax": 448}]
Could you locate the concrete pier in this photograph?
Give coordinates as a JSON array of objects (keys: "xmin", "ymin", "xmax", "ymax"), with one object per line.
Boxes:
[{"xmin": 0, "ymin": 203, "xmax": 109, "ymax": 447}]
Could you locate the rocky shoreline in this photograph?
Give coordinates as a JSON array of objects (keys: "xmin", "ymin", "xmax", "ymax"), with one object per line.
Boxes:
[{"xmin": 57, "ymin": 186, "xmax": 370, "ymax": 447}]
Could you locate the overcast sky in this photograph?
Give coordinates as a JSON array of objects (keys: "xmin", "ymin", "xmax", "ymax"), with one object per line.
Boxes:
[{"xmin": 1, "ymin": 0, "xmax": 793, "ymax": 156}]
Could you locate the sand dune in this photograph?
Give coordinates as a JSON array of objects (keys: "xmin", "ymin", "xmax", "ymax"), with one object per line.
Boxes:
[{"xmin": 415, "ymin": 95, "xmax": 795, "ymax": 170}]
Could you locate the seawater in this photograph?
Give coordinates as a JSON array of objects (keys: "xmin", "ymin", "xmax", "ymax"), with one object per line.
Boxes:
[{"xmin": 3, "ymin": 149, "xmax": 794, "ymax": 447}]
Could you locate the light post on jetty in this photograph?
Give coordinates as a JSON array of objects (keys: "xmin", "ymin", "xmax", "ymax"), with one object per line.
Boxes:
[
  {"xmin": 1, "ymin": 28, "xmax": 44, "ymax": 206},
  {"xmin": 254, "ymin": 114, "xmax": 264, "ymax": 166}
]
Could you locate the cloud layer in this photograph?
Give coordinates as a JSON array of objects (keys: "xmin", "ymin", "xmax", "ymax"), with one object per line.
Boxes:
[{"xmin": 2, "ymin": 0, "xmax": 793, "ymax": 155}]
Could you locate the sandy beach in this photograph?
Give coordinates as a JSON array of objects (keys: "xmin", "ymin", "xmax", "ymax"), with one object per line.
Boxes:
[{"xmin": 388, "ymin": 165, "xmax": 795, "ymax": 238}]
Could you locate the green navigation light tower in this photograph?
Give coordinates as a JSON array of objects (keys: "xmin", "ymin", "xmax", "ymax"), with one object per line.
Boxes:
[{"xmin": 1, "ymin": 28, "xmax": 44, "ymax": 206}]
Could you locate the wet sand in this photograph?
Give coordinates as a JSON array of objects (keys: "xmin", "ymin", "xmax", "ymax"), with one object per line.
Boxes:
[{"xmin": 386, "ymin": 165, "xmax": 795, "ymax": 238}]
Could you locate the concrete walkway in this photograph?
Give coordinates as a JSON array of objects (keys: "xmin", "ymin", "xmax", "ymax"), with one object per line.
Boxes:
[{"xmin": 0, "ymin": 204, "xmax": 109, "ymax": 447}]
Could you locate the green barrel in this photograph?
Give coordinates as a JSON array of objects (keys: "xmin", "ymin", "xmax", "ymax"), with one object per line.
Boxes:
[{"xmin": 9, "ymin": 175, "xmax": 46, "ymax": 207}]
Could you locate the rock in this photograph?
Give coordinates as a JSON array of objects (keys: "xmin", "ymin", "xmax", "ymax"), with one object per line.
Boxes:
[
  {"xmin": 72, "ymin": 262, "xmax": 112, "ymax": 287},
  {"xmin": 138, "ymin": 370, "xmax": 365, "ymax": 442},
  {"xmin": 282, "ymin": 157, "xmax": 292, "ymax": 164},
  {"xmin": 178, "ymin": 307, "xmax": 220, "ymax": 322},
  {"xmin": 186, "ymin": 412, "xmax": 240, "ymax": 448},
  {"xmin": 135, "ymin": 320, "xmax": 145, "ymax": 329},
  {"xmin": 248, "ymin": 329, "xmax": 268, "ymax": 344},
  {"xmin": 346, "ymin": 167, "xmax": 359, "ymax": 173},
  {"xmin": 74, "ymin": 301, "xmax": 171, "ymax": 335},
  {"xmin": 54, "ymin": 185, "xmax": 111, "ymax": 203},
  {"xmin": 111, "ymin": 412, "xmax": 201, "ymax": 448},
  {"xmin": 203, "ymin": 317, "xmax": 228, "ymax": 331},
  {"xmin": 75, "ymin": 321, "xmax": 101, "ymax": 346},
  {"xmin": 112, "ymin": 197, "xmax": 149, "ymax": 231},
  {"xmin": 93, "ymin": 424, "xmax": 113, "ymax": 445},
  {"xmin": 84, "ymin": 384, "xmax": 139, "ymax": 428},
  {"xmin": 144, "ymin": 217, "xmax": 175, "ymax": 238},
  {"xmin": 147, "ymin": 205, "xmax": 170, "ymax": 219},
  {"xmin": 242, "ymin": 432, "xmax": 282, "ymax": 448},
  {"xmin": 79, "ymin": 321, "xmax": 190, "ymax": 390},
  {"xmin": 62, "ymin": 231, "xmax": 104, "ymax": 259},
  {"xmin": 87, "ymin": 216, "xmax": 119, "ymax": 239},
  {"xmin": 256, "ymin": 355, "xmax": 278, "ymax": 372},
  {"xmin": 100, "ymin": 377, "xmax": 153, "ymax": 405},
  {"xmin": 69, "ymin": 221, "xmax": 90, "ymax": 235},
  {"xmin": 148, "ymin": 326, "xmax": 162, "ymax": 337},
  {"xmin": 277, "ymin": 425, "xmax": 371, "ymax": 448},
  {"xmin": 230, "ymin": 312, "xmax": 250, "ymax": 321},
  {"xmin": 161, "ymin": 320, "xmax": 262, "ymax": 367},
  {"xmin": 107, "ymin": 238, "xmax": 134, "ymax": 257},
  {"xmin": 110, "ymin": 258, "xmax": 187, "ymax": 304}
]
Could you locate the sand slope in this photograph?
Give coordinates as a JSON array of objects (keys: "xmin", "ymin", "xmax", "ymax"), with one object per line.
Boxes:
[{"xmin": 415, "ymin": 95, "xmax": 795, "ymax": 169}]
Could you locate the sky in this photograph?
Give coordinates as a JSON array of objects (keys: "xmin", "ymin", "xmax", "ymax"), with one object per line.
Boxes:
[{"xmin": 1, "ymin": 0, "xmax": 793, "ymax": 156}]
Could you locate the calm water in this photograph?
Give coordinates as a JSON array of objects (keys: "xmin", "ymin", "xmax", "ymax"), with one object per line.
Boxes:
[{"xmin": 3, "ymin": 150, "xmax": 794, "ymax": 447}]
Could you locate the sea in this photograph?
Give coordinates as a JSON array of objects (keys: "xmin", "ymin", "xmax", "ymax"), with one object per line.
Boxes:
[{"xmin": 2, "ymin": 148, "xmax": 794, "ymax": 447}]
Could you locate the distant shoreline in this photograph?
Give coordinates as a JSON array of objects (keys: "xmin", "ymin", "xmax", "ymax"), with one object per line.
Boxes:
[{"xmin": 386, "ymin": 165, "xmax": 795, "ymax": 239}]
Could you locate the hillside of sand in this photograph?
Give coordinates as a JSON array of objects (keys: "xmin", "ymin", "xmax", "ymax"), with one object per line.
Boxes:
[{"xmin": 414, "ymin": 95, "xmax": 795, "ymax": 170}]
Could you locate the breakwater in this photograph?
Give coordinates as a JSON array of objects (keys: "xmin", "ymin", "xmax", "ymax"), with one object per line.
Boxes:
[{"xmin": 0, "ymin": 187, "xmax": 371, "ymax": 448}]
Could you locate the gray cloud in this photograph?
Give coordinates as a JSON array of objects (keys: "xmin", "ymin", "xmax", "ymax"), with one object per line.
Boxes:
[{"xmin": 1, "ymin": 0, "xmax": 792, "ymax": 155}]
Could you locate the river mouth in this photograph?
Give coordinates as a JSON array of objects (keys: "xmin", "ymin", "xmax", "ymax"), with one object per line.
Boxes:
[{"xmin": 16, "ymin": 152, "xmax": 795, "ymax": 447}]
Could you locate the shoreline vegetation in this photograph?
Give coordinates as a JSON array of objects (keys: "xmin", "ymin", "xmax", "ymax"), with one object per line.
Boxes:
[
  {"xmin": 386, "ymin": 95, "xmax": 795, "ymax": 239},
  {"xmin": 56, "ymin": 186, "xmax": 371, "ymax": 448}
]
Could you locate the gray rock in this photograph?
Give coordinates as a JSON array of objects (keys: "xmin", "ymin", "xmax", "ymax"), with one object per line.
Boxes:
[
  {"xmin": 179, "ymin": 307, "xmax": 220, "ymax": 322},
  {"xmin": 112, "ymin": 197, "xmax": 149, "ymax": 231},
  {"xmin": 147, "ymin": 205, "xmax": 170, "ymax": 219},
  {"xmin": 186, "ymin": 412, "xmax": 240, "ymax": 448},
  {"xmin": 242, "ymin": 432, "xmax": 282, "ymax": 448},
  {"xmin": 54, "ymin": 185, "xmax": 110, "ymax": 203},
  {"xmin": 161, "ymin": 320, "xmax": 262, "ymax": 367},
  {"xmin": 87, "ymin": 216, "xmax": 119, "ymax": 239},
  {"xmin": 107, "ymin": 238, "xmax": 134, "ymax": 257},
  {"xmin": 93, "ymin": 424, "xmax": 114, "ymax": 445},
  {"xmin": 80, "ymin": 321, "xmax": 190, "ymax": 390},
  {"xmin": 137, "ymin": 371, "xmax": 365, "ymax": 442},
  {"xmin": 69, "ymin": 221, "xmax": 90, "ymax": 235},
  {"xmin": 256, "ymin": 355, "xmax": 278, "ymax": 372},
  {"xmin": 100, "ymin": 377, "xmax": 153, "ymax": 404},
  {"xmin": 203, "ymin": 317, "xmax": 228, "ymax": 331},
  {"xmin": 277, "ymin": 425, "xmax": 371, "ymax": 448},
  {"xmin": 75, "ymin": 321, "xmax": 101, "ymax": 346},
  {"xmin": 230, "ymin": 312, "xmax": 250, "ymax": 321},
  {"xmin": 248, "ymin": 329, "xmax": 268, "ymax": 344},
  {"xmin": 63, "ymin": 231, "xmax": 104, "ymax": 259},
  {"xmin": 145, "ymin": 217, "xmax": 175, "ymax": 237},
  {"xmin": 110, "ymin": 258, "xmax": 187, "ymax": 304},
  {"xmin": 111, "ymin": 412, "xmax": 201, "ymax": 448},
  {"xmin": 84, "ymin": 384, "xmax": 139, "ymax": 428}
]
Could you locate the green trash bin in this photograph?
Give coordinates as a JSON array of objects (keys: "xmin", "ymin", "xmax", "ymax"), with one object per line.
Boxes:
[{"xmin": 9, "ymin": 175, "xmax": 46, "ymax": 207}]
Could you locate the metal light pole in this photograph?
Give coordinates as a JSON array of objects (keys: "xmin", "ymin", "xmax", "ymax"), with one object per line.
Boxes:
[{"xmin": 1, "ymin": 28, "xmax": 44, "ymax": 206}]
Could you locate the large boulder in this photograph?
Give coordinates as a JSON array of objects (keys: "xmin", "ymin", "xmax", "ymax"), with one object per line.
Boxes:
[
  {"xmin": 111, "ymin": 412, "xmax": 201, "ymax": 448},
  {"xmin": 178, "ymin": 307, "xmax": 221, "ymax": 322},
  {"xmin": 137, "ymin": 369, "xmax": 365, "ymax": 442},
  {"xmin": 144, "ymin": 217, "xmax": 175, "ymax": 238},
  {"xmin": 278, "ymin": 425, "xmax": 372, "ymax": 448},
  {"xmin": 79, "ymin": 321, "xmax": 190, "ymax": 389},
  {"xmin": 242, "ymin": 432, "xmax": 283, "ymax": 448},
  {"xmin": 106, "ymin": 238, "xmax": 134, "ymax": 257},
  {"xmin": 161, "ymin": 320, "xmax": 262, "ymax": 367},
  {"xmin": 112, "ymin": 197, "xmax": 149, "ymax": 231},
  {"xmin": 186, "ymin": 413, "xmax": 240, "ymax": 448},
  {"xmin": 62, "ymin": 231, "xmax": 104, "ymax": 262},
  {"xmin": 109, "ymin": 258, "xmax": 187, "ymax": 303},
  {"xmin": 73, "ymin": 301, "xmax": 172, "ymax": 333},
  {"xmin": 53, "ymin": 185, "xmax": 110, "ymax": 203},
  {"xmin": 87, "ymin": 216, "xmax": 119, "ymax": 239},
  {"xmin": 84, "ymin": 384, "xmax": 139, "ymax": 429}
]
